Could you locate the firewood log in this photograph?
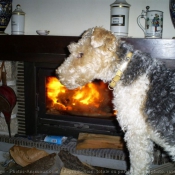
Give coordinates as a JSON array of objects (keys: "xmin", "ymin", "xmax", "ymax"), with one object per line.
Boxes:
[
  {"xmin": 10, "ymin": 145, "xmax": 49, "ymax": 167},
  {"xmin": 10, "ymin": 153, "xmax": 62, "ymax": 175},
  {"xmin": 76, "ymin": 133, "xmax": 124, "ymax": 150},
  {"xmin": 58, "ymin": 150, "xmax": 98, "ymax": 174}
]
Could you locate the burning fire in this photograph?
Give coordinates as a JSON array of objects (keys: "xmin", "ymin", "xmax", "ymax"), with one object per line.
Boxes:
[{"xmin": 46, "ymin": 77, "xmax": 115, "ymax": 117}]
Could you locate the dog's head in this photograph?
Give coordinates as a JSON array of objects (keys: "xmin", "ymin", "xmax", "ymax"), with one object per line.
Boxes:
[{"xmin": 56, "ymin": 27, "xmax": 119, "ymax": 89}]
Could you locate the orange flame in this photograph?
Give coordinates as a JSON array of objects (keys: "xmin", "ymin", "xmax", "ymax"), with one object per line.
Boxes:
[{"xmin": 46, "ymin": 77, "xmax": 115, "ymax": 117}]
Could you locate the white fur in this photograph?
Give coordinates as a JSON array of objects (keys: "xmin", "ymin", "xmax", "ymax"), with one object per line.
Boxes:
[{"xmin": 113, "ymin": 74, "xmax": 154, "ymax": 175}]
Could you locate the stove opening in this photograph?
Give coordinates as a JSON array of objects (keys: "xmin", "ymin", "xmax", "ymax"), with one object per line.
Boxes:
[
  {"xmin": 24, "ymin": 62, "xmax": 122, "ymax": 137},
  {"xmin": 46, "ymin": 77, "xmax": 116, "ymax": 118}
]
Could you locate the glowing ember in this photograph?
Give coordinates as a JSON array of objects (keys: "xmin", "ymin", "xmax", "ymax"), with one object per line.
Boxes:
[{"xmin": 46, "ymin": 77, "xmax": 115, "ymax": 117}]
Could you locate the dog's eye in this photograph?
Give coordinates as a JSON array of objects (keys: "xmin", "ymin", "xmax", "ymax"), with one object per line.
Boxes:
[{"xmin": 77, "ymin": 53, "xmax": 84, "ymax": 58}]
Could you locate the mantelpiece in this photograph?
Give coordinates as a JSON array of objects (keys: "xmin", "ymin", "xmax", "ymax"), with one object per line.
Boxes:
[
  {"xmin": 0, "ymin": 36, "xmax": 175, "ymax": 62},
  {"xmin": 0, "ymin": 35, "xmax": 80, "ymax": 62}
]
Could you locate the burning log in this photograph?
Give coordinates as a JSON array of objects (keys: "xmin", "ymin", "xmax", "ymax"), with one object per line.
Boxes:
[{"xmin": 46, "ymin": 77, "xmax": 116, "ymax": 118}]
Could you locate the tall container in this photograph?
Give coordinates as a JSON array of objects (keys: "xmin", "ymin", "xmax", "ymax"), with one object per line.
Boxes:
[
  {"xmin": 0, "ymin": 0, "xmax": 12, "ymax": 35},
  {"xmin": 11, "ymin": 4, "xmax": 25, "ymax": 35},
  {"xmin": 110, "ymin": 0, "xmax": 130, "ymax": 37}
]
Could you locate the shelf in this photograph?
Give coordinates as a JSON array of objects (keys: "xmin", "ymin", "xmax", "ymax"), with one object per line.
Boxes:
[{"xmin": 0, "ymin": 36, "xmax": 175, "ymax": 62}]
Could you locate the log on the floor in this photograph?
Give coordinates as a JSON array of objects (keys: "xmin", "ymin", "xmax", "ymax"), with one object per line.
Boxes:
[
  {"xmin": 58, "ymin": 150, "xmax": 98, "ymax": 174},
  {"xmin": 10, "ymin": 145, "xmax": 49, "ymax": 167},
  {"xmin": 76, "ymin": 133, "xmax": 124, "ymax": 150},
  {"xmin": 10, "ymin": 153, "xmax": 63, "ymax": 175}
]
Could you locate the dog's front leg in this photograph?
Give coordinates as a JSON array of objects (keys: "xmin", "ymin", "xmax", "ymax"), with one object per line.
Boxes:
[{"xmin": 124, "ymin": 130, "xmax": 154, "ymax": 175}]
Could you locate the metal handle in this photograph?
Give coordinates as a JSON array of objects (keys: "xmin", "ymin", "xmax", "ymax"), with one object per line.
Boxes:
[{"xmin": 137, "ymin": 12, "xmax": 146, "ymax": 34}]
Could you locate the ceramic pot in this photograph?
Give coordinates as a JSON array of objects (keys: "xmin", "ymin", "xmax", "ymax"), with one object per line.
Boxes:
[
  {"xmin": 0, "ymin": 0, "xmax": 12, "ymax": 35},
  {"xmin": 110, "ymin": 0, "xmax": 131, "ymax": 37},
  {"xmin": 11, "ymin": 4, "xmax": 25, "ymax": 35}
]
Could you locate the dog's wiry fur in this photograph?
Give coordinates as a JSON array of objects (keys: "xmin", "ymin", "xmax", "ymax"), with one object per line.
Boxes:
[{"xmin": 56, "ymin": 27, "xmax": 175, "ymax": 175}]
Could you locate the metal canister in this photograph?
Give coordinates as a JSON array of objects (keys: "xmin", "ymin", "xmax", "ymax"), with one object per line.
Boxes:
[{"xmin": 11, "ymin": 4, "xmax": 25, "ymax": 35}]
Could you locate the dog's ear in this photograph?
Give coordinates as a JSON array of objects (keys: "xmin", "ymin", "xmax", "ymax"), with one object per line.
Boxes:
[
  {"xmin": 90, "ymin": 27, "xmax": 117, "ymax": 52},
  {"xmin": 82, "ymin": 28, "xmax": 94, "ymax": 38},
  {"xmin": 68, "ymin": 28, "xmax": 94, "ymax": 53}
]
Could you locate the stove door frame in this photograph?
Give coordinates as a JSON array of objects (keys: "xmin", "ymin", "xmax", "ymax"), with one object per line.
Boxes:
[{"xmin": 24, "ymin": 61, "xmax": 123, "ymax": 137}]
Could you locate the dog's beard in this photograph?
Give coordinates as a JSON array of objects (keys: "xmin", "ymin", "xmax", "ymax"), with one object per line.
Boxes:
[
  {"xmin": 56, "ymin": 68, "xmax": 91, "ymax": 90},
  {"xmin": 59, "ymin": 77, "xmax": 83, "ymax": 90},
  {"xmin": 60, "ymin": 82, "xmax": 80, "ymax": 90}
]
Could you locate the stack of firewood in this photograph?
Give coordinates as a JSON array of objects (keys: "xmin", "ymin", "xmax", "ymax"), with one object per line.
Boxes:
[{"xmin": 5, "ymin": 133, "xmax": 125, "ymax": 175}]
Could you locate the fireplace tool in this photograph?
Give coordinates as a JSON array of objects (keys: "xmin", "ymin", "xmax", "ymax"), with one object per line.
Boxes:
[{"xmin": 0, "ymin": 61, "xmax": 17, "ymax": 137}]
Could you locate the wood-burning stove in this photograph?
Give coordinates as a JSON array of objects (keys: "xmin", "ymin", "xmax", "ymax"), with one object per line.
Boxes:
[{"xmin": 24, "ymin": 61, "xmax": 122, "ymax": 138}]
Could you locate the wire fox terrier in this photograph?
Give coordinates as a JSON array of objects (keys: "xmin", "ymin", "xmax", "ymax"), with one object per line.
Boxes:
[{"xmin": 56, "ymin": 27, "xmax": 175, "ymax": 175}]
